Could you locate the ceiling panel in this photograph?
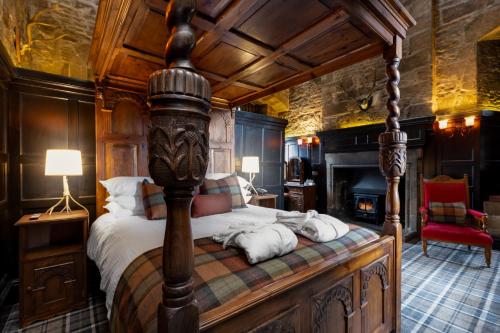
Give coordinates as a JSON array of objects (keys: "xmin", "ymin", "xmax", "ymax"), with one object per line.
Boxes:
[
  {"xmin": 124, "ymin": 9, "xmax": 168, "ymax": 57},
  {"xmin": 214, "ymin": 85, "xmax": 255, "ymax": 100},
  {"xmin": 110, "ymin": 51, "xmax": 162, "ymax": 82},
  {"xmin": 236, "ymin": 0, "xmax": 330, "ymax": 48},
  {"xmin": 289, "ymin": 22, "xmax": 370, "ymax": 66},
  {"xmin": 241, "ymin": 62, "xmax": 296, "ymax": 87},
  {"xmin": 197, "ymin": 42, "xmax": 260, "ymax": 77}
]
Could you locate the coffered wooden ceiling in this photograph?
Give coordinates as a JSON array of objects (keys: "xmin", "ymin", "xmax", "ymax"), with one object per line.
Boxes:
[{"xmin": 90, "ymin": 0, "xmax": 415, "ymax": 109}]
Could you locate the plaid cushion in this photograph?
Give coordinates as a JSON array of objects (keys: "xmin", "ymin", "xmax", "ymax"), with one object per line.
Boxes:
[
  {"xmin": 200, "ymin": 174, "xmax": 247, "ymax": 208},
  {"xmin": 142, "ymin": 179, "xmax": 167, "ymax": 220},
  {"xmin": 429, "ymin": 201, "xmax": 466, "ymax": 224}
]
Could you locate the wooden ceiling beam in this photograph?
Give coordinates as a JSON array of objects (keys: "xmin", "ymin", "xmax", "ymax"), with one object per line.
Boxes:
[
  {"xmin": 231, "ymin": 42, "xmax": 382, "ymax": 106},
  {"xmin": 212, "ymin": 9, "xmax": 349, "ymax": 93}
]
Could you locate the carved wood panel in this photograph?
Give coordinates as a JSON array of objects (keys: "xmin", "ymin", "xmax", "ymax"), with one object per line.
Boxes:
[
  {"xmin": 312, "ymin": 274, "xmax": 354, "ymax": 333},
  {"xmin": 208, "ymin": 109, "xmax": 234, "ymax": 174},
  {"xmin": 95, "ymin": 87, "xmax": 149, "ymax": 216},
  {"xmin": 248, "ymin": 305, "xmax": 300, "ymax": 333},
  {"xmin": 360, "ymin": 255, "xmax": 390, "ymax": 333}
]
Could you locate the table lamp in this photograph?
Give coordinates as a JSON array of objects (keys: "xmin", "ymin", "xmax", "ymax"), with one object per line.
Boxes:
[
  {"xmin": 45, "ymin": 149, "xmax": 87, "ymax": 214},
  {"xmin": 242, "ymin": 156, "xmax": 259, "ymax": 195}
]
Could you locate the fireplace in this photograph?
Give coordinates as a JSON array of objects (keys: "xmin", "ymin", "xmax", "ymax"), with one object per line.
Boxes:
[{"xmin": 318, "ymin": 117, "xmax": 435, "ymax": 237}]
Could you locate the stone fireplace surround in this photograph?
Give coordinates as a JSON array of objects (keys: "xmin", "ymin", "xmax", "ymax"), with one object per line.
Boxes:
[
  {"xmin": 317, "ymin": 116, "xmax": 435, "ymax": 238},
  {"xmin": 326, "ymin": 149, "xmax": 419, "ymax": 236}
]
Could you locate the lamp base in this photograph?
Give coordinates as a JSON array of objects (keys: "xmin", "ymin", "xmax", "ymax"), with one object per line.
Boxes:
[
  {"xmin": 46, "ymin": 193, "xmax": 88, "ymax": 215},
  {"xmin": 46, "ymin": 176, "xmax": 88, "ymax": 215}
]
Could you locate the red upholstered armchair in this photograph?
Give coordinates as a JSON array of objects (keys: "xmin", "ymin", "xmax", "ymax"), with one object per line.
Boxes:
[{"xmin": 420, "ymin": 175, "xmax": 492, "ymax": 267}]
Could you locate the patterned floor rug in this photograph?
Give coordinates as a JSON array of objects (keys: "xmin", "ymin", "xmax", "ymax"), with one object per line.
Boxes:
[
  {"xmin": 1, "ymin": 242, "xmax": 498, "ymax": 332},
  {"xmin": 402, "ymin": 242, "xmax": 499, "ymax": 333}
]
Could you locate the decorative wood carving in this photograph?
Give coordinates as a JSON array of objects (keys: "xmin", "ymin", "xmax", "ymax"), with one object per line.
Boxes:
[
  {"xmin": 313, "ymin": 283, "xmax": 354, "ymax": 333},
  {"xmin": 147, "ymin": 1, "xmax": 211, "ymax": 332},
  {"xmin": 248, "ymin": 305, "xmax": 300, "ymax": 333},
  {"xmin": 360, "ymin": 261, "xmax": 389, "ymax": 305},
  {"xmin": 379, "ymin": 35, "xmax": 406, "ymax": 333}
]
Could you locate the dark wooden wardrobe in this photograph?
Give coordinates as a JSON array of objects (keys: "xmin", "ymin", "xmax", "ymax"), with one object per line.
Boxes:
[{"xmin": 234, "ymin": 111, "xmax": 287, "ymax": 209}]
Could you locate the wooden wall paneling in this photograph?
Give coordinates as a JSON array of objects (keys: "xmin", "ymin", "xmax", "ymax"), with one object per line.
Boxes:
[
  {"xmin": 0, "ymin": 73, "xmax": 10, "ymax": 279},
  {"xmin": 207, "ymin": 109, "xmax": 235, "ymax": 174},
  {"xmin": 480, "ymin": 112, "xmax": 500, "ymax": 203},
  {"xmin": 95, "ymin": 87, "xmax": 149, "ymax": 217},
  {"xmin": 7, "ymin": 69, "xmax": 95, "ymax": 275}
]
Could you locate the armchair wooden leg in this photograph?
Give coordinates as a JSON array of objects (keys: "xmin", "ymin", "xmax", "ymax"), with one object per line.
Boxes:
[
  {"xmin": 422, "ymin": 240, "xmax": 428, "ymax": 256},
  {"xmin": 485, "ymin": 246, "xmax": 491, "ymax": 268},
  {"xmin": 468, "ymin": 245, "xmax": 471, "ymax": 251}
]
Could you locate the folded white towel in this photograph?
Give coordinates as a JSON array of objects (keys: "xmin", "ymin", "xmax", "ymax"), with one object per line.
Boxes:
[
  {"xmin": 276, "ymin": 210, "xmax": 349, "ymax": 242},
  {"xmin": 213, "ymin": 223, "xmax": 298, "ymax": 264}
]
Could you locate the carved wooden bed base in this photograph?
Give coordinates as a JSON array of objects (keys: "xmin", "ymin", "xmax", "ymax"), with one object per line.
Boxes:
[{"xmin": 95, "ymin": 1, "xmax": 413, "ymax": 332}]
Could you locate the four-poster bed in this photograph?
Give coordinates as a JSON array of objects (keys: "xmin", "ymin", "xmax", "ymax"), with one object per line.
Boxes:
[{"xmin": 89, "ymin": 0, "xmax": 415, "ymax": 332}]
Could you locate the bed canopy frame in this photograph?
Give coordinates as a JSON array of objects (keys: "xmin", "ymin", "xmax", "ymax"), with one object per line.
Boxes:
[{"xmin": 91, "ymin": 0, "xmax": 415, "ymax": 331}]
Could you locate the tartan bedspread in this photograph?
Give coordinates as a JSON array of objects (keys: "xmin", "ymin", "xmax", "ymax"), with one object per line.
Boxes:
[{"xmin": 110, "ymin": 224, "xmax": 379, "ymax": 333}]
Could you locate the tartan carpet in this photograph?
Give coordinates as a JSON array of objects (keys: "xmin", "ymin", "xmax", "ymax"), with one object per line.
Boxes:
[
  {"xmin": 402, "ymin": 242, "xmax": 499, "ymax": 333},
  {"xmin": 0, "ymin": 293, "xmax": 108, "ymax": 333},
  {"xmin": 1, "ymin": 242, "xmax": 497, "ymax": 332}
]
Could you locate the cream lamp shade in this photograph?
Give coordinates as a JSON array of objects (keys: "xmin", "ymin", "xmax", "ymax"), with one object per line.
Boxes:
[
  {"xmin": 45, "ymin": 149, "xmax": 83, "ymax": 176},
  {"xmin": 242, "ymin": 156, "xmax": 259, "ymax": 173}
]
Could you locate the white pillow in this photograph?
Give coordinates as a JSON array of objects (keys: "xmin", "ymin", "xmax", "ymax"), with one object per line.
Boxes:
[
  {"xmin": 205, "ymin": 173, "xmax": 231, "ymax": 180},
  {"xmin": 104, "ymin": 201, "xmax": 136, "ymax": 218},
  {"xmin": 106, "ymin": 195, "xmax": 144, "ymax": 213},
  {"xmin": 100, "ymin": 176, "xmax": 153, "ymax": 197}
]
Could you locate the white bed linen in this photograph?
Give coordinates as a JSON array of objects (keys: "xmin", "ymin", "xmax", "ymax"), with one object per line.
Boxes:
[{"xmin": 87, "ymin": 204, "xmax": 280, "ymax": 317}]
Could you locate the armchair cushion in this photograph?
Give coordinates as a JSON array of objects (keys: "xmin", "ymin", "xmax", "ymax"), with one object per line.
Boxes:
[
  {"xmin": 429, "ymin": 201, "xmax": 466, "ymax": 224},
  {"xmin": 422, "ymin": 223, "xmax": 493, "ymax": 246}
]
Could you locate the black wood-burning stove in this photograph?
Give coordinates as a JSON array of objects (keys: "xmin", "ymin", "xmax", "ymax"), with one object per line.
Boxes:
[
  {"xmin": 353, "ymin": 193, "xmax": 380, "ymax": 221},
  {"xmin": 351, "ymin": 169, "xmax": 386, "ymax": 224}
]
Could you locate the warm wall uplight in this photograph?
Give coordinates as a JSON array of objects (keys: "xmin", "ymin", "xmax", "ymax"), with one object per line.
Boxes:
[
  {"xmin": 464, "ymin": 115, "xmax": 475, "ymax": 127},
  {"xmin": 438, "ymin": 119, "xmax": 449, "ymax": 129}
]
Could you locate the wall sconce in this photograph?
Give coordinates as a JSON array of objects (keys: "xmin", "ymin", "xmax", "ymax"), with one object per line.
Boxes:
[
  {"xmin": 297, "ymin": 138, "xmax": 303, "ymax": 145},
  {"xmin": 306, "ymin": 137, "xmax": 313, "ymax": 144},
  {"xmin": 438, "ymin": 119, "xmax": 448, "ymax": 129},
  {"xmin": 437, "ymin": 115, "xmax": 476, "ymax": 138},
  {"xmin": 464, "ymin": 115, "xmax": 475, "ymax": 127}
]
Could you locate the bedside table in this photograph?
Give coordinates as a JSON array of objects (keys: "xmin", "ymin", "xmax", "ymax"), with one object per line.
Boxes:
[
  {"xmin": 249, "ymin": 194, "xmax": 278, "ymax": 209},
  {"xmin": 15, "ymin": 210, "xmax": 89, "ymax": 327}
]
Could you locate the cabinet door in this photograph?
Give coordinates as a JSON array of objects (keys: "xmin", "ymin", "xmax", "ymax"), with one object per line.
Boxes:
[
  {"xmin": 21, "ymin": 253, "xmax": 85, "ymax": 321},
  {"xmin": 288, "ymin": 193, "xmax": 304, "ymax": 212}
]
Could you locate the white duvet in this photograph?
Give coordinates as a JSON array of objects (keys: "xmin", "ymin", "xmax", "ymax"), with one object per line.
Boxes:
[{"xmin": 87, "ymin": 204, "xmax": 280, "ymax": 317}]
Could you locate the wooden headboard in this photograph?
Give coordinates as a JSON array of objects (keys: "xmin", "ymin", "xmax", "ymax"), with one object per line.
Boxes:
[{"xmin": 95, "ymin": 86, "xmax": 234, "ymax": 217}]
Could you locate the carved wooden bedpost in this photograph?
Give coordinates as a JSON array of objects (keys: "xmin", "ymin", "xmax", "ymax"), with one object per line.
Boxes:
[
  {"xmin": 379, "ymin": 35, "xmax": 406, "ymax": 333},
  {"xmin": 147, "ymin": 1, "xmax": 211, "ymax": 332}
]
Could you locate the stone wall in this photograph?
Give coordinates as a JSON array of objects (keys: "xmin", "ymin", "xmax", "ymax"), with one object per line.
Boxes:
[
  {"xmin": 0, "ymin": 0, "xmax": 97, "ymax": 80},
  {"xmin": 477, "ymin": 40, "xmax": 500, "ymax": 110},
  {"xmin": 434, "ymin": 0, "xmax": 500, "ymax": 114},
  {"xmin": 281, "ymin": 0, "xmax": 499, "ymax": 137}
]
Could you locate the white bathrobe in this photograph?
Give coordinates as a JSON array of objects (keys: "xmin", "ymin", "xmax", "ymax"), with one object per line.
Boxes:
[
  {"xmin": 213, "ymin": 223, "xmax": 298, "ymax": 264},
  {"xmin": 276, "ymin": 210, "xmax": 349, "ymax": 242}
]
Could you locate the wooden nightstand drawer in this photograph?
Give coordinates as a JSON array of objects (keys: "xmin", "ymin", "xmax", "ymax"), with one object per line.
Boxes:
[{"xmin": 21, "ymin": 252, "xmax": 86, "ymax": 322}]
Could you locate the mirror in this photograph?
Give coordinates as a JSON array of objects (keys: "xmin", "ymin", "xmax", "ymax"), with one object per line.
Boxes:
[{"xmin": 286, "ymin": 157, "xmax": 305, "ymax": 184}]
